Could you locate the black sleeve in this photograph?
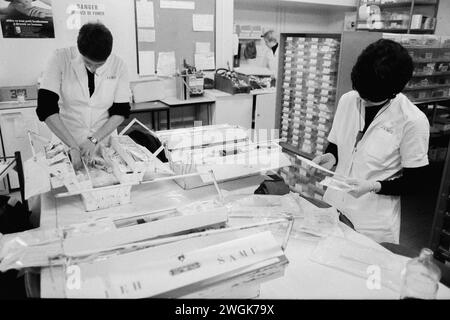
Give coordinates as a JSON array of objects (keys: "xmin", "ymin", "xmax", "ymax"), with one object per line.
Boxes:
[
  {"xmin": 325, "ymin": 142, "xmax": 339, "ymax": 165},
  {"xmin": 108, "ymin": 102, "xmax": 131, "ymax": 119},
  {"xmin": 378, "ymin": 166, "xmax": 429, "ymax": 196},
  {"xmin": 36, "ymin": 89, "xmax": 60, "ymax": 122}
]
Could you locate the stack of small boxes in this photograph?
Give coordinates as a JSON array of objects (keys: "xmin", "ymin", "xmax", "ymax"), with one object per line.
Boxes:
[
  {"xmin": 383, "ymin": 34, "xmax": 450, "ymax": 102},
  {"xmin": 279, "ymin": 35, "xmax": 341, "ymax": 200}
]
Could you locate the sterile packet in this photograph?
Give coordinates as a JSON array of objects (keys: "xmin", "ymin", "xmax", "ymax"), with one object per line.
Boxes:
[{"xmin": 310, "ymin": 236, "xmax": 407, "ymax": 292}]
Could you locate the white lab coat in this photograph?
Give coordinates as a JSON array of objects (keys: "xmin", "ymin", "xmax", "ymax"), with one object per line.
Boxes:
[
  {"xmin": 40, "ymin": 47, "xmax": 130, "ymax": 145},
  {"xmin": 323, "ymin": 91, "xmax": 430, "ymax": 244},
  {"xmin": 261, "ymin": 46, "xmax": 278, "ymax": 78}
]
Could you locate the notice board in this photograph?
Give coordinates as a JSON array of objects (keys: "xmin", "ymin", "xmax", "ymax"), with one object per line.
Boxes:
[{"xmin": 134, "ymin": 0, "xmax": 215, "ymax": 76}]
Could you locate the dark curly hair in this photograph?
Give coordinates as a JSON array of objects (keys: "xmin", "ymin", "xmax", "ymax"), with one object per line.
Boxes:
[
  {"xmin": 351, "ymin": 39, "xmax": 413, "ymax": 103},
  {"xmin": 77, "ymin": 22, "xmax": 113, "ymax": 62}
]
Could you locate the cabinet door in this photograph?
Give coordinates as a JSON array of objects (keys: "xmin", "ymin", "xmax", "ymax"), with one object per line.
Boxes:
[
  {"xmin": 254, "ymin": 93, "xmax": 277, "ymax": 140},
  {"xmin": 0, "ymin": 107, "xmax": 52, "ymax": 189},
  {"xmin": 212, "ymin": 95, "xmax": 253, "ymax": 129}
]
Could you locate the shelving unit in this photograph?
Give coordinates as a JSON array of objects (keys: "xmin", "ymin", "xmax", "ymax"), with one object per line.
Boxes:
[
  {"xmin": 383, "ymin": 33, "xmax": 450, "ymax": 106},
  {"xmin": 356, "ymin": 0, "xmax": 440, "ymax": 34},
  {"xmin": 431, "ymin": 142, "xmax": 450, "ymax": 265}
]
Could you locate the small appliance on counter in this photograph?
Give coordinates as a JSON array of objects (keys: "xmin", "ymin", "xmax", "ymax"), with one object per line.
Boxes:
[{"xmin": 176, "ymin": 59, "xmax": 205, "ymax": 100}]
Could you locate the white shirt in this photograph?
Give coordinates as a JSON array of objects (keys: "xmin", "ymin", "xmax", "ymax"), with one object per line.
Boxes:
[
  {"xmin": 261, "ymin": 46, "xmax": 278, "ymax": 77},
  {"xmin": 40, "ymin": 47, "xmax": 130, "ymax": 145},
  {"xmin": 323, "ymin": 91, "xmax": 430, "ymax": 244}
]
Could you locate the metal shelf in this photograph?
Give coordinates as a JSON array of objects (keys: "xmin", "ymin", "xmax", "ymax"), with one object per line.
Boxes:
[
  {"xmin": 412, "ymin": 97, "xmax": 450, "ymax": 104},
  {"xmin": 356, "ymin": 0, "xmax": 439, "ymax": 34}
]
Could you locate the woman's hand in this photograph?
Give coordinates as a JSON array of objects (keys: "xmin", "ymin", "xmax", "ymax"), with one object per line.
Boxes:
[
  {"xmin": 346, "ymin": 179, "xmax": 381, "ymax": 198},
  {"xmin": 68, "ymin": 148, "xmax": 83, "ymax": 171},
  {"xmin": 309, "ymin": 153, "xmax": 336, "ymax": 175}
]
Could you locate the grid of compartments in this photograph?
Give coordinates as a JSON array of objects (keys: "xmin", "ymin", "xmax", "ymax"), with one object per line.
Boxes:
[
  {"xmin": 279, "ymin": 35, "xmax": 341, "ymax": 200},
  {"xmin": 279, "ymin": 153, "xmax": 327, "ymax": 200}
]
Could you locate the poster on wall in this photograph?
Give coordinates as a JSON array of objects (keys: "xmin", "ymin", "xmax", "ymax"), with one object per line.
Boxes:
[{"xmin": 0, "ymin": 0, "xmax": 55, "ymax": 38}]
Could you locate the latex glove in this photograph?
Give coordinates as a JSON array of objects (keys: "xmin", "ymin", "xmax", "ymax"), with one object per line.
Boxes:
[
  {"xmin": 79, "ymin": 138, "xmax": 97, "ymax": 161},
  {"xmin": 346, "ymin": 179, "xmax": 381, "ymax": 198},
  {"xmin": 68, "ymin": 148, "xmax": 83, "ymax": 171},
  {"xmin": 309, "ymin": 153, "xmax": 336, "ymax": 175}
]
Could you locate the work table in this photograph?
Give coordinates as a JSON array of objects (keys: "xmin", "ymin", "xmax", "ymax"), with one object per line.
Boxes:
[{"xmin": 37, "ymin": 174, "xmax": 450, "ymax": 299}]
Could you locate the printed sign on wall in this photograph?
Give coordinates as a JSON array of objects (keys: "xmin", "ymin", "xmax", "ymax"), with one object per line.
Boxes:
[{"xmin": 66, "ymin": 2, "xmax": 106, "ymax": 30}]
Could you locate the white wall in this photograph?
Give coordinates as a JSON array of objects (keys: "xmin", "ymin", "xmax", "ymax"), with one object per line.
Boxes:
[
  {"xmin": 0, "ymin": 0, "xmax": 137, "ymax": 87},
  {"xmin": 436, "ymin": 0, "xmax": 450, "ymax": 35}
]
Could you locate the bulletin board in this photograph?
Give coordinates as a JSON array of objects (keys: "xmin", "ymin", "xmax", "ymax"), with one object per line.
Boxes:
[{"xmin": 133, "ymin": 0, "xmax": 215, "ymax": 76}]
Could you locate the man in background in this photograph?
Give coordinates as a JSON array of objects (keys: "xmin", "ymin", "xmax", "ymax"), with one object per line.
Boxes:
[{"xmin": 261, "ymin": 30, "xmax": 279, "ymax": 77}]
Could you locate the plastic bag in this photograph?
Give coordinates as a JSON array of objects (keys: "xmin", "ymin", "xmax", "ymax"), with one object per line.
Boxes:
[{"xmin": 310, "ymin": 236, "xmax": 407, "ymax": 292}]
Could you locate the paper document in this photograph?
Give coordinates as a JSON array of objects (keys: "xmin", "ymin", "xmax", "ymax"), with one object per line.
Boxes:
[
  {"xmin": 160, "ymin": 0, "xmax": 195, "ymax": 10},
  {"xmin": 157, "ymin": 51, "xmax": 176, "ymax": 76},
  {"xmin": 136, "ymin": 0, "xmax": 154, "ymax": 28},
  {"xmin": 24, "ymin": 157, "xmax": 51, "ymax": 200},
  {"xmin": 194, "ymin": 52, "xmax": 215, "ymax": 70},
  {"xmin": 193, "ymin": 14, "xmax": 214, "ymax": 32},
  {"xmin": 138, "ymin": 28, "xmax": 155, "ymax": 43},
  {"xmin": 195, "ymin": 42, "xmax": 211, "ymax": 53},
  {"xmin": 138, "ymin": 51, "xmax": 155, "ymax": 76}
]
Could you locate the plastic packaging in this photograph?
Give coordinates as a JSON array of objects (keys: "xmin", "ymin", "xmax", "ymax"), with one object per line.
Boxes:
[{"xmin": 400, "ymin": 248, "xmax": 442, "ymax": 299}]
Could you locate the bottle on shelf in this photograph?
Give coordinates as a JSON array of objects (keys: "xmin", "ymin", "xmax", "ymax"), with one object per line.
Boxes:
[{"xmin": 400, "ymin": 248, "xmax": 442, "ymax": 299}]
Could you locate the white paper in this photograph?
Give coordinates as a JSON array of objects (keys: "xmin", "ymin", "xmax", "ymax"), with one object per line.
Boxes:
[
  {"xmin": 157, "ymin": 51, "xmax": 176, "ymax": 76},
  {"xmin": 136, "ymin": 0, "xmax": 154, "ymax": 28},
  {"xmin": 24, "ymin": 157, "xmax": 51, "ymax": 200},
  {"xmin": 193, "ymin": 14, "xmax": 214, "ymax": 32},
  {"xmin": 194, "ymin": 52, "xmax": 215, "ymax": 70},
  {"xmin": 138, "ymin": 51, "xmax": 155, "ymax": 76},
  {"xmin": 160, "ymin": 0, "xmax": 195, "ymax": 10},
  {"xmin": 138, "ymin": 28, "xmax": 155, "ymax": 43},
  {"xmin": 195, "ymin": 42, "xmax": 211, "ymax": 53}
]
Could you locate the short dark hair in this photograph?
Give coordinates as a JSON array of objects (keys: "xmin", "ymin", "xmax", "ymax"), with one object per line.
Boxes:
[
  {"xmin": 77, "ymin": 22, "xmax": 113, "ymax": 62},
  {"xmin": 351, "ymin": 39, "xmax": 413, "ymax": 102}
]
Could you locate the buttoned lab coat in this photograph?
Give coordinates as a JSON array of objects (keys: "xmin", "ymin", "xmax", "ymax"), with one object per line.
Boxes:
[
  {"xmin": 323, "ymin": 91, "xmax": 430, "ymax": 244},
  {"xmin": 261, "ymin": 47, "xmax": 279, "ymax": 78},
  {"xmin": 40, "ymin": 47, "xmax": 130, "ymax": 145}
]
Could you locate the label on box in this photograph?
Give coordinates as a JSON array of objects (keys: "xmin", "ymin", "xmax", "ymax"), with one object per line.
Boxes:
[{"xmin": 320, "ymin": 96, "xmax": 329, "ymax": 103}]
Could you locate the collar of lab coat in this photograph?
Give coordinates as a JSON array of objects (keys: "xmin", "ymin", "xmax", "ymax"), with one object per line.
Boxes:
[
  {"xmin": 70, "ymin": 48, "xmax": 112, "ymax": 99},
  {"xmin": 71, "ymin": 48, "xmax": 111, "ymax": 77}
]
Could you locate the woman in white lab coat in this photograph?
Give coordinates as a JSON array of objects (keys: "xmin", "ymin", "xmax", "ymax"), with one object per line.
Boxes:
[
  {"xmin": 261, "ymin": 30, "xmax": 279, "ymax": 78},
  {"xmin": 312, "ymin": 39, "xmax": 430, "ymax": 244},
  {"xmin": 36, "ymin": 22, "xmax": 131, "ymax": 169}
]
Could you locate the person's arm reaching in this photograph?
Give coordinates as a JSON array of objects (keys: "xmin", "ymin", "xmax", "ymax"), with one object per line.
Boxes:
[
  {"xmin": 37, "ymin": 88, "xmax": 83, "ymax": 169},
  {"xmin": 79, "ymin": 61, "xmax": 131, "ymax": 159}
]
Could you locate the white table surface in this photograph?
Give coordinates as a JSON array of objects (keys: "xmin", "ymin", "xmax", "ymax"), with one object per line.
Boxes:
[{"xmin": 39, "ymin": 175, "xmax": 450, "ymax": 299}]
